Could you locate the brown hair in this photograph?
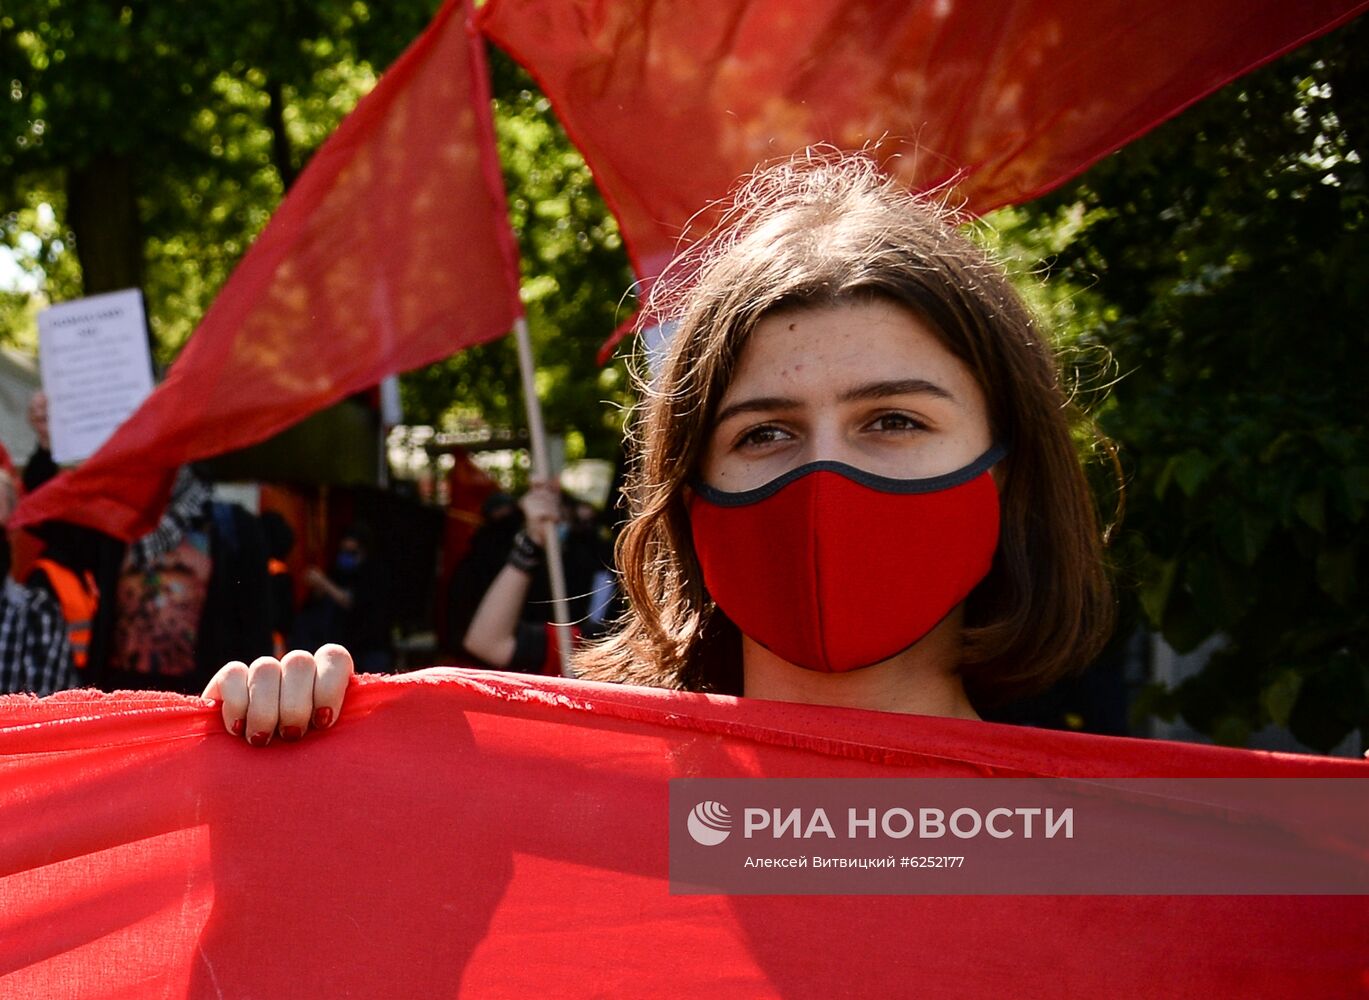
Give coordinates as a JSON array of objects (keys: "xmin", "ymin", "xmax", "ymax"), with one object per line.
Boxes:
[{"xmin": 576, "ymin": 151, "xmax": 1114, "ymax": 706}]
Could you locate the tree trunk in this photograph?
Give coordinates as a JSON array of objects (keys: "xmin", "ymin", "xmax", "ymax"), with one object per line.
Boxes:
[
  {"xmin": 266, "ymin": 77, "xmax": 298, "ymax": 191},
  {"xmin": 64, "ymin": 152, "xmax": 153, "ymax": 356},
  {"xmin": 65, "ymin": 152, "xmax": 144, "ymax": 297}
]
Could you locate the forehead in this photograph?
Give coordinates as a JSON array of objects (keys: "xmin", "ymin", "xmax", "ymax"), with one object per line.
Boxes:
[{"xmin": 720, "ymin": 299, "xmax": 976, "ymax": 402}]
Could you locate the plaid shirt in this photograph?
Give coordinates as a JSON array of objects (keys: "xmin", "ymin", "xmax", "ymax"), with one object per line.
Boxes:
[{"xmin": 0, "ymin": 576, "xmax": 76, "ymax": 696}]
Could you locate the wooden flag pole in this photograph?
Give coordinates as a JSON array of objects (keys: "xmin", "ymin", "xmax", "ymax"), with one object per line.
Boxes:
[{"xmin": 512, "ymin": 316, "xmax": 575, "ymax": 676}]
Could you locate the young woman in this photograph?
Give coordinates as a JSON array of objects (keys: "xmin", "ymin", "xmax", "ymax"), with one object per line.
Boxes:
[{"xmin": 203, "ymin": 151, "xmax": 1114, "ymax": 744}]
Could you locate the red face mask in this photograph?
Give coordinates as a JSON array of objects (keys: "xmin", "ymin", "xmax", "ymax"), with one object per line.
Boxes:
[{"xmin": 687, "ymin": 444, "xmax": 1006, "ymax": 673}]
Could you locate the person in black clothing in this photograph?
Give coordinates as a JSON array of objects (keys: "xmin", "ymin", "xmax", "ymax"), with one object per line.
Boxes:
[
  {"xmin": 300, "ymin": 524, "xmax": 391, "ymax": 673},
  {"xmin": 445, "ymin": 493, "xmax": 523, "ymax": 660},
  {"xmin": 20, "ymin": 391, "xmax": 57, "ymax": 495},
  {"xmin": 194, "ymin": 498, "xmax": 273, "ymax": 686},
  {"xmin": 260, "ymin": 511, "xmax": 296, "ymax": 657},
  {"xmin": 103, "ymin": 468, "xmax": 272, "ymax": 694},
  {"xmin": 459, "ymin": 483, "xmax": 610, "ymax": 674}
]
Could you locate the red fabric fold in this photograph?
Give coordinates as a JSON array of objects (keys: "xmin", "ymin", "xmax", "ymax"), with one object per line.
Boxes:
[
  {"xmin": 13, "ymin": 0, "xmax": 521, "ymax": 541},
  {"xmin": 2, "ymin": 671, "xmax": 1366, "ymax": 997}
]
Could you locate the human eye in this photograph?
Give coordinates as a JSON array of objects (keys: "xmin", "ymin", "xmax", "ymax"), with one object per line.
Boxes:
[
  {"xmin": 866, "ymin": 412, "xmax": 927, "ymax": 434},
  {"xmin": 734, "ymin": 423, "xmax": 792, "ymax": 449}
]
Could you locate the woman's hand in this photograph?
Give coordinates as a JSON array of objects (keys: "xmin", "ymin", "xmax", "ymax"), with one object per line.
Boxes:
[
  {"xmin": 519, "ymin": 479, "xmax": 562, "ymax": 546},
  {"xmin": 201, "ymin": 644, "xmax": 354, "ymax": 746}
]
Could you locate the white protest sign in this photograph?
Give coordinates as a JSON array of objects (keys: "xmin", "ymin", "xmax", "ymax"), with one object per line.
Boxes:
[{"xmin": 38, "ymin": 288, "xmax": 155, "ymax": 465}]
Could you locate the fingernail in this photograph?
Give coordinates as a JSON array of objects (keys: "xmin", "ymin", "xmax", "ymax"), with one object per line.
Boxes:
[
  {"xmin": 313, "ymin": 706, "xmax": 333, "ymax": 729},
  {"xmin": 248, "ymin": 731, "xmax": 272, "ymax": 747},
  {"xmin": 279, "ymin": 725, "xmax": 304, "ymax": 742},
  {"xmin": 231, "ymin": 718, "xmax": 245, "ymax": 737}
]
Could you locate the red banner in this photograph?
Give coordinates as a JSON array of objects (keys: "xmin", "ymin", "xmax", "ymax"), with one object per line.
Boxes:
[
  {"xmin": 480, "ymin": 0, "xmax": 1368, "ymax": 286},
  {"xmin": 2, "ymin": 672, "xmax": 1366, "ymax": 997},
  {"xmin": 13, "ymin": 0, "xmax": 521, "ymax": 542}
]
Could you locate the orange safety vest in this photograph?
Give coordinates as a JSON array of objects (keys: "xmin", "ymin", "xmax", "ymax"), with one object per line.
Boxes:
[{"xmin": 32, "ymin": 558, "xmax": 100, "ymax": 669}]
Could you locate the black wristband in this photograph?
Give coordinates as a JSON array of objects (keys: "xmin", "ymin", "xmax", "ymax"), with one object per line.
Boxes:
[{"xmin": 507, "ymin": 530, "xmax": 543, "ymax": 573}]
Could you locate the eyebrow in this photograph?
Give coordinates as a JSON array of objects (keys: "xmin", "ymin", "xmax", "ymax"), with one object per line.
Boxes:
[
  {"xmin": 838, "ymin": 378, "xmax": 955, "ymax": 404},
  {"xmin": 713, "ymin": 396, "xmax": 802, "ymax": 425},
  {"xmin": 713, "ymin": 378, "xmax": 955, "ymax": 425}
]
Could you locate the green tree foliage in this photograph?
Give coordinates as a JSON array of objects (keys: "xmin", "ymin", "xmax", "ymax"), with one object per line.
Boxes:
[
  {"xmin": 1013, "ymin": 20, "xmax": 1368, "ymax": 752},
  {"xmin": 1, "ymin": 0, "xmax": 440, "ymax": 359}
]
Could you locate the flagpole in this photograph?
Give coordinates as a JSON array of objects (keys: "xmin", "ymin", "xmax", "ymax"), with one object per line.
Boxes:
[{"xmin": 512, "ymin": 316, "xmax": 575, "ymax": 677}]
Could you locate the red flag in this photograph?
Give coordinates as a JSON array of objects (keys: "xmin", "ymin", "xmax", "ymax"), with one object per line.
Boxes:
[
  {"xmin": 1, "ymin": 672, "xmax": 1366, "ymax": 997},
  {"xmin": 13, "ymin": 0, "xmax": 521, "ymax": 541},
  {"xmin": 479, "ymin": 0, "xmax": 1367, "ymax": 285}
]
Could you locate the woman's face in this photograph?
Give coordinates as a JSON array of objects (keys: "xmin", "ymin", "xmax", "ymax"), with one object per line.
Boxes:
[{"xmin": 700, "ymin": 298, "xmax": 993, "ymax": 491}]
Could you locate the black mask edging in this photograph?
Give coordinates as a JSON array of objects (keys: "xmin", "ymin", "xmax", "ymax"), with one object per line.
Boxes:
[{"xmin": 691, "ymin": 442, "xmax": 1009, "ymax": 508}]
